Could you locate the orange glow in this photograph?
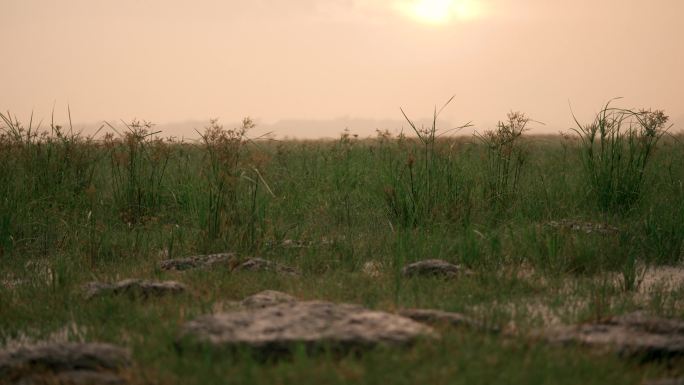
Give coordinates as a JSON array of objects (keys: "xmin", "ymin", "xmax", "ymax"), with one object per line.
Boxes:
[{"xmin": 397, "ymin": 0, "xmax": 482, "ymax": 24}]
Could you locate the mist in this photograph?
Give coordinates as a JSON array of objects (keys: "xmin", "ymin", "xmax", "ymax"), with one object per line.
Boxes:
[{"xmin": 2, "ymin": 0, "xmax": 682, "ymax": 138}]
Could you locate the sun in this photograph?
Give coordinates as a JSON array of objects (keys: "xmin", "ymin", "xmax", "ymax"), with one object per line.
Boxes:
[{"xmin": 398, "ymin": 0, "xmax": 481, "ymax": 25}]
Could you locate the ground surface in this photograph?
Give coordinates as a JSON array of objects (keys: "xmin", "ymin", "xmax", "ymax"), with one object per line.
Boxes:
[{"xmin": 1, "ymin": 119, "xmax": 683, "ymax": 384}]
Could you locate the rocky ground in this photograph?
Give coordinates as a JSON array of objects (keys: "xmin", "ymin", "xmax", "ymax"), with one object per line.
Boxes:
[{"xmin": 2, "ymin": 254, "xmax": 683, "ymax": 384}]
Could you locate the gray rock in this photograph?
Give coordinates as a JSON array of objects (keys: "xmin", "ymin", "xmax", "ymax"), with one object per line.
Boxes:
[
  {"xmin": 541, "ymin": 311, "xmax": 684, "ymax": 360},
  {"xmin": 159, "ymin": 253, "xmax": 237, "ymax": 271},
  {"xmin": 401, "ymin": 259, "xmax": 469, "ymax": 279},
  {"xmin": 241, "ymin": 290, "xmax": 297, "ymax": 309},
  {"xmin": 281, "ymin": 239, "xmax": 312, "ymax": 249},
  {"xmin": 84, "ymin": 279, "xmax": 186, "ymax": 300},
  {"xmin": 178, "ymin": 301, "xmax": 437, "ymax": 355},
  {"xmin": 398, "ymin": 309, "xmax": 492, "ymax": 331},
  {"xmin": 17, "ymin": 370, "xmax": 126, "ymax": 385},
  {"xmin": 0, "ymin": 342, "xmax": 130, "ymax": 383},
  {"xmin": 643, "ymin": 379, "xmax": 684, "ymax": 385},
  {"xmin": 544, "ymin": 219, "xmax": 619, "ymax": 235},
  {"xmin": 235, "ymin": 258, "xmax": 299, "ymax": 276}
]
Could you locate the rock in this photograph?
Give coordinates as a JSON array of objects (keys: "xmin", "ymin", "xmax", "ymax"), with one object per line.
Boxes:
[
  {"xmin": 178, "ymin": 301, "xmax": 437, "ymax": 355},
  {"xmin": 540, "ymin": 311, "xmax": 684, "ymax": 360},
  {"xmin": 401, "ymin": 259, "xmax": 469, "ymax": 279},
  {"xmin": 0, "ymin": 342, "xmax": 130, "ymax": 384},
  {"xmin": 643, "ymin": 379, "xmax": 684, "ymax": 385},
  {"xmin": 240, "ymin": 290, "xmax": 297, "ymax": 309},
  {"xmin": 544, "ymin": 219, "xmax": 619, "ymax": 235},
  {"xmin": 17, "ymin": 370, "xmax": 126, "ymax": 385},
  {"xmin": 234, "ymin": 258, "xmax": 299, "ymax": 276},
  {"xmin": 84, "ymin": 279, "xmax": 186, "ymax": 300},
  {"xmin": 159, "ymin": 253, "xmax": 237, "ymax": 271},
  {"xmin": 0, "ymin": 342, "xmax": 130, "ymax": 372},
  {"xmin": 281, "ymin": 239, "xmax": 312, "ymax": 248},
  {"xmin": 398, "ymin": 309, "xmax": 493, "ymax": 332}
]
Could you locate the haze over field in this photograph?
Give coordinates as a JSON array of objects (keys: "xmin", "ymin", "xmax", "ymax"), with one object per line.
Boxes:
[{"xmin": 2, "ymin": 0, "xmax": 683, "ymax": 138}]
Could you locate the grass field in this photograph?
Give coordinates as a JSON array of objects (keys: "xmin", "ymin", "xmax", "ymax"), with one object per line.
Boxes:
[{"xmin": 1, "ymin": 105, "xmax": 683, "ymax": 384}]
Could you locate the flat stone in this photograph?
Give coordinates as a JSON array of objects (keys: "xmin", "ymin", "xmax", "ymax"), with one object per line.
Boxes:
[
  {"xmin": 281, "ymin": 239, "xmax": 312, "ymax": 248},
  {"xmin": 0, "ymin": 342, "xmax": 130, "ymax": 383},
  {"xmin": 178, "ymin": 301, "xmax": 437, "ymax": 355},
  {"xmin": 17, "ymin": 370, "xmax": 126, "ymax": 385},
  {"xmin": 398, "ymin": 309, "xmax": 492, "ymax": 331},
  {"xmin": 240, "ymin": 290, "xmax": 297, "ymax": 309},
  {"xmin": 544, "ymin": 219, "xmax": 619, "ymax": 235},
  {"xmin": 159, "ymin": 253, "xmax": 237, "ymax": 271},
  {"xmin": 643, "ymin": 379, "xmax": 684, "ymax": 385},
  {"xmin": 234, "ymin": 258, "xmax": 299, "ymax": 276},
  {"xmin": 541, "ymin": 311, "xmax": 684, "ymax": 360},
  {"xmin": 84, "ymin": 279, "xmax": 186, "ymax": 300},
  {"xmin": 401, "ymin": 259, "xmax": 469, "ymax": 279}
]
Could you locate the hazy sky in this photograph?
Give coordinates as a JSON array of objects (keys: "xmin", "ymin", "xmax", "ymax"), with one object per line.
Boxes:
[{"xmin": 2, "ymin": 0, "xmax": 683, "ymax": 138}]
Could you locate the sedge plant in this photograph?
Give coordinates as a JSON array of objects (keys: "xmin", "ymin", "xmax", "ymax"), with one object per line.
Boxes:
[
  {"xmin": 475, "ymin": 111, "xmax": 531, "ymax": 216},
  {"xmin": 105, "ymin": 119, "xmax": 172, "ymax": 225},
  {"xmin": 571, "ymin": 99, "xmax": 670, "ymax": 212},
  {"xmin": 383, "ymin": 96, "xmax": 472, "ymax": 227},
  {"xmin": 197, "ymin": 118, "xmax": 274, "ymax": 251}
]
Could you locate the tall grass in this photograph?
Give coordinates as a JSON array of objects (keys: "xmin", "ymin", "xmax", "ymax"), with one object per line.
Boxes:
[
  {"xmin": 639, "ymin": 140, "xmax": 684, "ymax": 264},
  {"xmin": 0, "ymin": 110, "xmax": 102, "ymax": 255},
  {"xmin": 105, "ymin": 119, "xmax": 171, "ymax": 225},
  {"xmin": 197, "ymin": 118, "xmax": 273, "ymax": 251},
  {"xmin": 475, "ymin": 111, "xmax": 530, "ymax": 216},
  {"xmin": 571, "ymin": 99, "xmax": 671, "ymax": 212},
  {"xmin": 382, "ymin": 97, "xmax": 472, "ymax": 227},
  {"xmin": 1, "ymin": 110, "xmax": 102, "ymax": 200},
  {"xmin": 0, "ymin": 102, "xmax": 680, "ymax": 270},
  {"xmin": 2, "ymin": 105, "xmax": 684, "ymax": 384}
]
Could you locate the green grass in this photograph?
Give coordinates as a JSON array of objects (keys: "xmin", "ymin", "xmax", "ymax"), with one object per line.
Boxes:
[{"xmin": 1, "ymin": 105, "xmax": 683, "ymax": 384}]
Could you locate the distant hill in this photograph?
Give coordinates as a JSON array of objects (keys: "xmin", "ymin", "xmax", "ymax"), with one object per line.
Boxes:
[
  {"xmin": 70, "ymin": 113, "xmax": 659, "ymax": 140},
  {"xmin": 153, "ymin": 117, "xmax": 466, "ymax": 140},
  {"xmin": 52, "ymin": 117, "xmax": 475, "ymax": 141}
]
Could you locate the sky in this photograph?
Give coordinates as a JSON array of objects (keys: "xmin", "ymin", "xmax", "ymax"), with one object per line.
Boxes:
[{"xmin": 2, "ymin": 0, "xmax": 683, "ymax": 138}]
